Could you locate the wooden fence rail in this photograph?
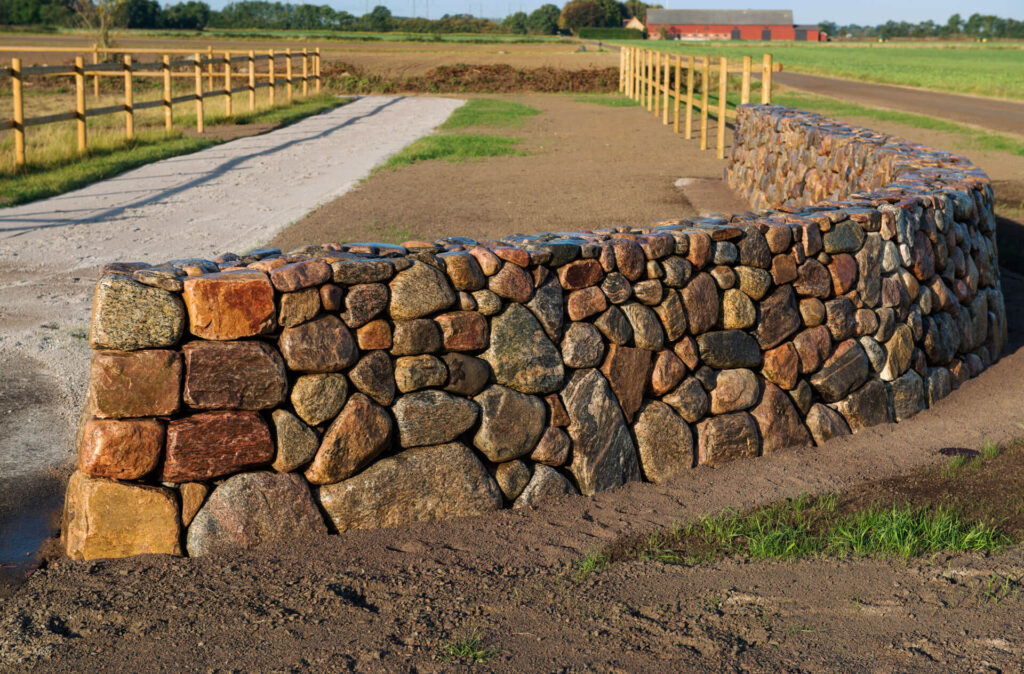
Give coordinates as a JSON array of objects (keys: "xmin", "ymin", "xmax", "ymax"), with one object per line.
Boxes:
[
  {"xmin": 3, "ymin": 45, "xmax": 322, "ymax": 168},
  {"xmin": 618, "ymin": 47, "xmax": 782, "ymax": 159}
]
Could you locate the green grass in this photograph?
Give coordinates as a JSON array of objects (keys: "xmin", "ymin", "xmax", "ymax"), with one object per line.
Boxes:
[
  {"xmin": 440, "ymin": 98, "xmax": 540, "ymax": 130},
  {"xmin": 572, "ymin": 93, "xmax": 639, "ymax": 107},
  {"xmin": 612, "ymin": 39, "xmax": 1024, "ymax": 101},
  {"xmin": 377, "ymin": 133, "xmax": 524, "ymax": 171},
  {"xmin": 437, "ymin": 629, "xmax": 500, "ymax": 663},
  {"xmin": 0, "ymin": 94, "xmax": 348, "ymax": 207},
  {"xmin": 571, "ymin": 549, "xmax": 608, "ymax": 582}
]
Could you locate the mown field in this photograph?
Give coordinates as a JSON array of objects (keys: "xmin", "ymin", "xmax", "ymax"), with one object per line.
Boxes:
[{"xmin": 612, "ymin": 39, "xmax": 1024, "ymax": 101}]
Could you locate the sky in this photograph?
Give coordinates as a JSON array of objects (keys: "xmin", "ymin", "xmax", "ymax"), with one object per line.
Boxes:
[{"xmin": 203, "ymin": 0, "xmax": 1024, "ymax": 25}]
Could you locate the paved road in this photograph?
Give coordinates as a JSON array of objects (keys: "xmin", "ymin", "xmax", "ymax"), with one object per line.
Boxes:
[{"xmin": 773, "ymin": 72, "xmax": 1024, "ymax": 136}]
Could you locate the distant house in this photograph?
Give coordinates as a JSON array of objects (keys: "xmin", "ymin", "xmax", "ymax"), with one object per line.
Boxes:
[
  {"xmin": 644, "ymin": 9, "xmax": 825, "ymax": 41},
  {"xmin": 623, "ymin": 16, "xmax": 645, "ymax": 31}
]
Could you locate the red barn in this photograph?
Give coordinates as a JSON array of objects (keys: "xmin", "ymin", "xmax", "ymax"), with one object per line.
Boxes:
[{"xmin": 645, "ymin": 9, "xmax": 825, "ymax": 41}]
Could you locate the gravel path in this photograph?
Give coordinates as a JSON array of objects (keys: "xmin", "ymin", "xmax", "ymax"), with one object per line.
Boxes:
[{"xmin": 0, "ymin": 95, "xmax": 463, "ymax": 566}]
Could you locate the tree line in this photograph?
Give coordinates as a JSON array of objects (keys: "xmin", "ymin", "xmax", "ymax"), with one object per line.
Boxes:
[{"xmin": 821, "ymin": 13, "xmax": 1024, "ymax": 40}]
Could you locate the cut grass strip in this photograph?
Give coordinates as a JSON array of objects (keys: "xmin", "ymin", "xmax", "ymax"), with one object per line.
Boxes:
[
  {"xmin": 440, "ymin": 98, "xmax": 540, "ymax": 130},
  {"xmin": 437, "ymin": 629, "xmax": 500, "ymax": 663},
  {"xmin": 0, "ymin": 95, "xmax": 349, "ymax": 207},
  {"xmin": 377, "ymin": 133, "xmax": 524, "ymax": 171},
  {"xmin": 572, "ymin": 94, "xmax": 639, "ymax": 107}
]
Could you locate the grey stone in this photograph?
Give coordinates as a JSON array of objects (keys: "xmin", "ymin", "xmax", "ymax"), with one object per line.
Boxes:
[
  {"xmin": 925, "ymin": 367, "xmax": 952, "ymax": 406},
  {"xmin": 805, "ymin": 403, "xmax": 851, "ymax": 446},
  {"xmin": 481, "ymin": 304, "xmax": 565, "ymax": 394},
  {"xmin": 526, "ymin": 274, "xmax": 564, "ymax": 342},
  {"xmin": 561, "ymin": 322, "xmax": 606, "ymax": 369},
  {"xmin": 710, "ymin": 369, "xmax": 760, "ymax": 414},
  {"xmin": 634, "ymin": 401, "xmax": 693, "ymax": 483},
  {"xmin": 393, "ymin": 390, "xmax": 479, "ymax": 448},
  {"xmin": 834, "ymin": 379, "xmax": 894, "ymax": 432},
  {"xmin": 697, "ymin": 330, "xmax": 762, "ymax": 369},
  {"xmin": 663, "ymin": 377, "xmax": 710, "ymax": 423},
  {"xmin": 442, "ymin": 353, "xmax": 491, "ymax": 396},
  {"xmin": 388, "ymin": 260, "xmax": 457, "ymax": 320},
  {"xmin": 290, "ymin": 373, "xmax": 348, "ymax": 426},
  {"xmin": 823, "ymin": 221, "xmax": 866, "ymax": 254},
  {"xmin": 90, "ymin": 275, "xmax": 186, "ymax": 350},
  {"xmin": 601, "ymin": 273, "xmax": 632, "ymax": 304},
  {"xmin": 270, "ymin": 409, "xmax": 319, "ymax": 473},
  {"xmin": 513, "ymin": 465, "xmax": 576, "ymax": 509},
  {"xmin": 735, "ymin": 266, "xmax": 772, "ymax": 300},
  {"xmin": 891, "ymin": 370, "xmax": 925, "ymax": 421},
  {"xmin": 621, "ymin": 302, "xmax": 665, "ymax": 350},
  {"xmin": 473, "ymin": 385, "xmax": 547, "ymax": 463},
  {"xmin": 394, "ymin": 355, "xmax": 448, "ymax": 393},
  {"xmin": 594, "ymin": 305, "xmax": 633, "ymax": 345}
]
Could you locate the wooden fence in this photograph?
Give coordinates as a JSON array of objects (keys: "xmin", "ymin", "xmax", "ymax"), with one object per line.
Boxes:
[
  {"xmin": 617, "ymin": 47, "xmax": 782, "ymax": 159},
  {"xmin": 1, "ymin": 45, "xmax": 322, "ymax": 168}
]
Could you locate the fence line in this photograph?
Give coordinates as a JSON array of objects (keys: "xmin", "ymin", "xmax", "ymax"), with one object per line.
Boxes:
[
  {"xmin": 3, "ymin": 45, "xmax": 322, "ymax": 168},
  {"xmin": 618, "ymin": 47, "xmax": 782, "ymax": 159}
]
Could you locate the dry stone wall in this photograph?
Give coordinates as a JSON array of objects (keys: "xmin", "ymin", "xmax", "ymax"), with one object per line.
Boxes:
[{"xmin": 62, "ymin": 104, "xmax": 1007, "ymax": 560}]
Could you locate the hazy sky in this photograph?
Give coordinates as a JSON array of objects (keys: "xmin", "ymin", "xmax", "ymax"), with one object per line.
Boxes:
[{"xmin": 204, "ymin": 0, "xmax": 1024, "ymax": 25}]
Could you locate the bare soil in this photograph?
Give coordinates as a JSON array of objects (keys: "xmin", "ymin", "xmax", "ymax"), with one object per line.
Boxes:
[
  {"xmin": 271, "ymin": 93, "xmax": 745, "ymax": 251},
  {"xmin": 323, "ymin": 62, "xmax": 621, "ymax": 94}
]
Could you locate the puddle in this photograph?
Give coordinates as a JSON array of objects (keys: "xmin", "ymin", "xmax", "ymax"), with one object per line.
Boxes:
[{"xmin": 0, "ymin": 474, "xmax": 65, "ymax": 587}]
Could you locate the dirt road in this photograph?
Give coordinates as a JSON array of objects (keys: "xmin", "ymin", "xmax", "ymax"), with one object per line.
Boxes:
[{"xmin": 774, "ymin": 71, "xmax": 1024, "ymax": 136}]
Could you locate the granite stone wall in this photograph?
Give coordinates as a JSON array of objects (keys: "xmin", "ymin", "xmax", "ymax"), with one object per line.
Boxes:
[{"xmin": 61, "ymin": 104, "xmax": 1006, "ymax": 560}]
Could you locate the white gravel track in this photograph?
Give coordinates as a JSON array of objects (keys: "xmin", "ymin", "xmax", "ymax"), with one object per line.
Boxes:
[{"xmin": 0, "ymin": 95, "xmax": 463, "ymax": 485}]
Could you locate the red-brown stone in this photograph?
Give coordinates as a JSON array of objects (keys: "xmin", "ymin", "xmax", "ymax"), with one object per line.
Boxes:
[
  {"xmin": 686, "ymin": 231, "xmax": 713, "ymax": 269},
  {"xmin": 762, "ymin": 342, "xmax": 800, "ymax": 390},
  {"xmin": 674, "ymin": 336, "xmax": 700, "ymax": 370},
  {"xmin": 566, "ymin": 286, "xmax": 607, "ymax": 321},
  {"xmin": 911, "ymin": 230, "xmax": 936, "ymax": 281},
  {"xmin": 88, "ymin": 349, "xmax": 181, "ymax": 418},
  {"xmin": 434, "ymin": 311, "xmax": 489, "ymax": 351},
  {"xmin": 182, "ymin": 270, "xmax": 276, "ymax": 340},
  {"xmin": 612, "ymin": 239, "xmax": 646, "ymax": 281},
  {"xmin": 794, "ymin": 259, "xmax": 832, "ymax": 298},
  {"xmin": 440, "ymin": 252, "xmax": 486, "ymax": 291},
  {"xmin": 319, "ymin": 283, "xmax": 344, "ymax": 311},
  {"xmin": 79, "ymin": 417, "xmax": 163, "ymax": 480},
  {"xmin": 356, "ymin": 319, "xmax": 392, "ymax": 350},
  {"xmin": 681, "ymin": 272, "xmax": 719, "ymax": 335},
  {"xmin": 793, "ymin": 326, "xmax": 833, "ymax": 374},
  {"xmin": 600, "ymin": 344, "xmax": 652, "ymax": 423},
  {"xmin": 829, "ymin": 253, "xmax": 858, "ymax": 295},
  {"xmin": 765, "ymin": 225, "xmax": 792, "ymax": 253},
  {"xmin": 771, "ymin": 253, "xmax": 798, "ymax": 285},
  {"xmin": 492, "ymin": 247, "xmax": 531, "ymax": 267},
  {"xmin": 650, "ymin": 349, "xmax": 686, "ymax": 396},
  {"xmin": 182, "ymin": 340, "xmax": 287, "ymax": 410},
  {"xmin": 751, "ymin": 383, "xmax": 812, "ymax": 453},
  {"xmin": 468, "ymin": 246, "xmax": 502, "ymax": 275},
  {"xmin": 162, "ymin": 411, "xmax": 273, "ymax": 482},
  {"xmin": 557, "ymin": 259, "xmax": 604, "ymax": 290},
  {"xmin": 279, "ymin": 314, "xmax": 358, "ymax": 372},
  {"xmin": 488, "ymin": 262, "xmax": 534, "ymax": 303},
  {"xmin": 545, "ymin": 393, "xmax": 570, "ymax": 427},
  {"xmin": 269, "ymin": 259, "xmax": 331, "ymax": 292}
]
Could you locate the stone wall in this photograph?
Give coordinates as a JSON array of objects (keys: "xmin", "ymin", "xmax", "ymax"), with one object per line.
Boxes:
[{"xmin": 61, "ymin": 104, "xmax": 1006, "ymax": 560}]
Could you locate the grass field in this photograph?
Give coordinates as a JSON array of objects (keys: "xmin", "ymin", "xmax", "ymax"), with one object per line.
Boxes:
[{"xmin": 613, "ymin": 39, "xmax": 1024, "ymax": 101}]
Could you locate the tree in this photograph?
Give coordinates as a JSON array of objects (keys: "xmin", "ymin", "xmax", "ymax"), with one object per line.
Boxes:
[
  {"xmin": 121, "ymin": 0, "xmax": 160, "ymax": 27},
  {"xmin": 502, "ymin": 10, "xmax": 527, "ymax": 34},
  {"xmin": 592, "ymin": 0, "xmax": 623, "ymax": 27},
  {"xmin": 818, "ymin": 20, "xmax": 837, "ymax": 37},
  {"xmin": 558, "ymin": 0, "xmax": 604, "ymax": 32},
  {"xmin": 162, "ymin": 0, "xmax": 210, "ymax": 29},
  {"xmin": 526, "ymin": 3, "xmax": 559, "ymax": 34},
  {"xmin": 364, "ymin": 4, "xmax": 392, "ymax": 31},
  {"xmin": 622, "ymin": 0, "xmax": 659, "ymax": 20},
  {"xmin": 73, "ymin": 0, "xmax": 127, "ymax": 49},
  {"xmin": 944, "ymin": 13, "xmax": 963, "ymax": 35}
]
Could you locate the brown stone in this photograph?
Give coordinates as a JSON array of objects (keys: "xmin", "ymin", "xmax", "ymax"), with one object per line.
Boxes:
[
  {"xmin": 493, "ymin": 460, "xmax": 531, "ymax": 500},
  {"xmin": 63, "ymin": 471, "xmax": 182, "ymax": 560},
  {"xmin": 394, "ymin": 355, "xmax": 448, "ymax": 393},
  {"xmin": 79, "ymin": 417, "xmax": 163, "ymax": 480},
  {"xmin": 710, "ymin": 265, "xmax": 736, "ymax": 290},
  {"xmin": 270, "ymin": 409, "xmax": 319, "ymax": 473},
  {"xmin": 762, "ymin": 342, "xmax": 800, "ymax": 389},
  {"xmin": 488, "ymin": 263, "xmax": 534, "ymax": 303},
  {"xmin": 393, "ymin": 390, "xmax": 479, "ymax": 448},
  {"xmin": 391, "ymin": 318, "xmax": 442, "ymax": 355},
  {"xmin": 291, "ymin": 373, "xmax": 348, "ymax": 425},
  {"xmin": 809, "ymin": 339, "xmax": 870, "ymax": 403},
  {"xmin": 183, "ymin": 270, "xmax": 276, "ymax": 340},
  {"xmin": 557, "ymin": 259, "xmax": 604, "ymax": 290},
  {"xmin": 278, "ymin": 288, "xmax": 321, "ymax": 328},
  {"xmin": 88, "ymin": 349, "xmax": 181, "ymax": 419},
  {"xmin": 686, "ymin": 231, "xmax": 713, "ymax": 269},
  {"xmin": 621, "ymin": 302, "xmax": 664, "ymax": 350},
  {"xmin": 472, "ymin": 385, "xmax": 546, "ymax": 462},
  {"xmin": 493, "ymin": 246, "xmax": 531, "ymax": 267},
  {"xmin": 765, "ymin": 225, "xmax": 792, "ymax": 253},
  {"xmin": 305, "ymin": 394, "xmax": 393, "ymax": 485},
  {"xmin": 318, "ymin": 442, "xmax": 502, "ymax": 533},
  {"xmin": 799, "ymin": 297, "xmax": 825, "ymax": 327},
  {"xmin": 681, "ymin": 272, "xmax": 719, "ymax": 335},
  {"xmin": 751, "ymin": 383, "xmax": 811, "ymax": 454},
  {"xmin": 710, "ymin": 369, "xmax": 760, "ymax": 414},
  {"xmin": 600, "ymin": 344, "xmax": 652, "ymax": 423},
  {"xmin": 388, "ymin": 261, "xmax": 457, "ymax": 320},
  {"xmin": 911, "ymin": 230, "xmax": 936, "ymax": 281},
  {"xmin": 806, "ymin": 403, "xmax": 851, "ymax": 446},
  {"xmin": 634, "ymin": 401, "xmax": 693, "ymax": 483},
  {"xmin": 530, "ymin": 426, "xmax": 571, "ymax": 465},
  {"xmin": 442, "ymin": 353, "xmax": 491, "ymax": 396},
  {"xmin": 566, "ymin": 286, "xmax": 607, "ymax": 321},
  {"xmin": 696, "ymin": 413, "xmax": 760, "ymax": 467},
  {"xmin": 279, "ymin": 315, "xmax": 357, "ymax": 372},
  {"xmin": 468, "ymin": 246, "xmax": 502, "ymax": 275},
  {"xmin": 319, "ymin": 283, "xmax": 343, "ymax": 311},
  {"xmin": 653, "ymin": 289, "xmax": 688, "ymax": 341},
  {"xmin": 179, "ymin": 482, "xmax": 208, "ymax": 526},
  {"xmin": 545, "ymin": 392, "xmax": 570, "ymax": 427},
  {"xmin": 182, "ymin": 340, "xmax": 287, "ymax": 410},
  {"xmin": 434, "ymin": 311, "xmax": 489, "ymax": 351},
  {"xmin": 349, "ymin": 350, "xmax": 396, "ymax": 406},
  {"xmin": 794, "ymin": 259, "xmax": 832, "ymax": 298},
  {"xmin": 834, "ymin": 379, "xmax": 894, "ymax": 432},
  {"xmin": 722, "ymin": 288, "xmax": 756, "ymax": 329},
  {"xmin": 162, "ymin": 411, "xmax": 273, "ymax": 482},
  {"xmin": 650, "ymin": 349, "xmax": 686, "ymax": 396},
  {"xmin": 663, "ymin": 377, "xmax": 709, "ymax": 423},
  {"xmin": 793, "ymin": 326, "xmax": 832, "ymax": 373},
  {"xmin": 829, "ymin": 253, "xmax": 858, "ymax": 295},
  {"xmin": 633, "ymin": 280, "xmax": 663, "ymax": 306},
  {"xmin": 755, "ymin": 285, "xmax": 802, "ymax": 349},
  {"xmin": 342, "ymin": 283, "xmax": 389, "ymax": 328},
  {"xmin": 770, "ymin": 253, "xmax": 798, "ymax": 285},
  {"xmin": 269, "ymin": 259, "xmax": 331, "ymax": 292},
  {"xmin": 440, "ymin": 252, "xmax": 486, "ymax": 291},
  {"xmin": 825, "ymin": 298, "xmax": 857, "ymax": 341},
  {"xmin": 612, "ymin": 239, "xmax": 646, "ymax": 281},
  {"xmin": 674, "ymin": 336, "xmax": 700, "ymax": 370},
  {"xmin": 356, "ymin": 319, "xmax": 392, "ymax": 350}
]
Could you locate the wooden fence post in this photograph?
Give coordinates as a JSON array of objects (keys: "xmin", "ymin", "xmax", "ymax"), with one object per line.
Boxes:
[
  {"xmin": 224, "ymin": 51, "xmax": 232, "ymax": 118},
  {"xmin": 762, "ymin": 53, "xmax": 773, "ymax": 104},
  {"xmin": 662, "ymin": 52, "xmax": 670, "ymax": 125},
  {"xmin": 302, "ymin": 48, "xmax": 309, "ymax": 97},
  {"xmin": 653, "ymin": 51, "xmax": 660, "ymax": 116},
  {"xmin": 741, "ymin": 55, "xmax": 751, "ymax": 105},
  {"xmin": 268, "ymin": 50, "xmax": 276, "ymax": 106},
  {"xmin": 92, "ymin": 43, "xmax": 100, "ymax": 97},
  {"xmin": 286, "ymin": 48, "xmax": 293, "ymax": 103},
  {"xmin": 315, "ymin": 47, "xmax": 321, "ymax": 94},
  {"xmin": 618, "ymin": 47, "xmax": 624, "ymax": 92},
  {"xmin": 162, "ymin": 54, "xmax": 172, "ymax": 132},
  {"xmin": 717, "ymin": 56, "xmax": 727, "ymax": 159},
  {"xmin": 74, "ymin": 56, "xmax": 86, "ymax": 153},
  {"xmin": 11, "ymin": 58, "xmax": 25, "ymax": 167},
  {"xmin": 646, "ymin": 50, "xmax": 653, "ymax": 112},
  {"xmin": 699, "ymin": 57, "xmax": 709, "ymax": 151},
  {"xmin": 685, "ymin": 55, "xmax": 695, "ymax": 139},
  {"xmin": 673, "ymin": 54, "xmax": 681, "ymax": 133},
  {"xmin": 194, "ymin": 53, "xmax": 204, "ymax": 134},
  {"xmin": 207, "ymin": 45, "xmax": 214, "ymax": 91},
  {"xmin": 124, "ymin": 54, "xmax": 134, "ymax": 139},
  {"xmin": 248, "ymin": 50, "xmax": 256, "ymax": 111}
]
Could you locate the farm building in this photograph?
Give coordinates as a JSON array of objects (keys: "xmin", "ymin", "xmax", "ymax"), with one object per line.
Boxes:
[{"xmin": 645, "ymin": 9, "xmax": 825, "ymax": 41}]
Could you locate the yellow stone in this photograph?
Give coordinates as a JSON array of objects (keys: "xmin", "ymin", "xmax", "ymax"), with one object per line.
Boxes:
[{"xmin": 62, "ymin": 471, "xmax": 182, "ymax": 560}]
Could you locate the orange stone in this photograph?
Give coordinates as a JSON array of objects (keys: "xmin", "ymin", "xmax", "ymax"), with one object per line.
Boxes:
[
  {"xmin": 88, "ymin": 349, "xmax": 181, "ymax": 418},
  {"xmin": 600, "ymin": 344, "xmax": 653, "ymax": 423},
  {"xmin": 557, "ymin": 259, "xmax": 604, "ymax": 290},
  {"xmin": 79, "ymin": 417, "xmax": 164, "ymax": 480},
  {"xmin": 434, "ymin": 311, "xmax": 489, "ymax": 351},
  {"xmin": 182, "ymin": 270, "xmax": 276, "ymax": 340},
  {"xmin": 162, "ymin": 411, "xmax": 273, "ymax": 482},
  {"xmin": 356, "ymin": 319, "xmax": 393, "ymax": 350}
]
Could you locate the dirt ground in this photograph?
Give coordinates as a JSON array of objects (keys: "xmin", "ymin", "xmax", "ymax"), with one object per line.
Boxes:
[{"xmin": 272, "ymin": 93, "xmax": 745, "ymax": 251}]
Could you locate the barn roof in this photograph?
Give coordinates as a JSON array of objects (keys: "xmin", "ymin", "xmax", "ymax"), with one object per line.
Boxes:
[{"xmin": 645, "ymin": 9, "xmax": 795, "ymax": 26}]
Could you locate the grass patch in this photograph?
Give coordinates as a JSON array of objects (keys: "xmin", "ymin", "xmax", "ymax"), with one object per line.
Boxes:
[
  {"xmin": 437, "ymin": 629, "xmax": 500, "ymax": 663},
  {"xmin": 571, "ymin": 549, "xmax": 608, "ymax": 583},
  {"xmin": 572, "ymin": 94, "xmax": 638, "ymax": 107},
  {"xmin": 0, "ymin": 94, "xmax": 348, "ymax": 207},
  {"xmin": 440, "ymin": 98, "xmax": 540, "ymax": 130},
  {"xmin": 377, "ymin": 133, "xmax": 523, "ymax": 171}
]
